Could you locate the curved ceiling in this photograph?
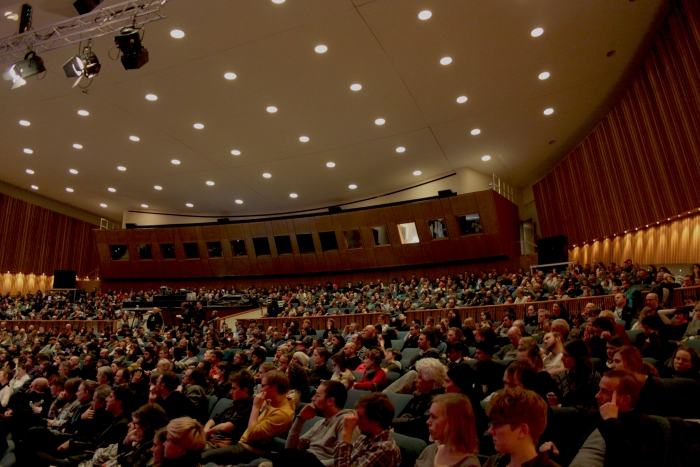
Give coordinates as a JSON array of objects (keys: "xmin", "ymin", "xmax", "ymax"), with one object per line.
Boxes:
[{"xmin": 0, "ymin": 0, "xmax": 665, "ymax": 221}]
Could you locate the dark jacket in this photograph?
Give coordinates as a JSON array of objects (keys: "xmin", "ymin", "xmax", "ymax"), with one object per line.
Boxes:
[
  {"xmin": 309, "ymin": 364, "xmax": 333, "ymax": 387},
  {"xmin": 392, "ymin": 388, "xmax": 444, "ymax": 442},
  {"xmin": 484, "ymin": 452, "xmax": 561, "ymax": 467},
  {"xmin": 156, "ymin": 391, "xmax": 199, "ymax": 421}
]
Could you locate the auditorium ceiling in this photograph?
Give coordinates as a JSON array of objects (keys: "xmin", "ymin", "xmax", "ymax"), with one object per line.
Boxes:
[{"xmin": 0, "ymin": 0, "xmax": 667, "ymax": 220}]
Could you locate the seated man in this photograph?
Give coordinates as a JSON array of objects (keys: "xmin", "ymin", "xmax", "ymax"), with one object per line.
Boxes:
[
  {"xmin": 383, "ymin": 329, "xmax": 440, "ymax": 394},
  {"xmin": 495, "ymin": 327, "xmax": 521, "ymax": 360},
  {"xmin": 335, "ymin": 392, "xmax": 401, "ymax": 467},
  {"xmin": 202, "ymin": 371, "xmax": 255, "ymax": 459},
  {"xmin": 153, "ymin": 371, "xmax": 198, "ymax": 421},
  {"xmin": 201, "ymin": 369, "xmax": 295, "ymax": 465},
  {"xmin": 485, "ymin": 387, "xmax": 559, "ymax": 467}
]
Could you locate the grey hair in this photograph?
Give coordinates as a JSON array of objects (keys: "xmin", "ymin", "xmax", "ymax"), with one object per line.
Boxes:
[{"xmin": 415, "ymin": 358, "xmax": 446, "ymax": 389}]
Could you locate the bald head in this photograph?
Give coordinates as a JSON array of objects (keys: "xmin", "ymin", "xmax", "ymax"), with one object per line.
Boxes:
[
  {"xmin": 507, "ymin": 326, "xmax": 521, "ymax": 345},
  {"xmin": 30, "ymin": 378, "xmax": 49, "ymax": 392}
]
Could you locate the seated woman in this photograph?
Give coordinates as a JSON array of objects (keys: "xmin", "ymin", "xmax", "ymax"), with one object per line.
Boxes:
[
  {"xmin": 354, "ymin": 349, "xmax": 388, "ymax": 391},
  {"xmin": 393, "ymin": 358, "xmax": 445, "ymax": 442},
  {"xmin": 663, "ymin": 345, "xmax": 700, "ymax": 382},
  {"xmin": 162, "ymin": 417, "xmax": 207, "ymax": 467},
  {"xmin": 515, "ymin": 344, "xmax": 557, "ymax": 401},
  {"xmin": 286, "ymin": 363, "xmax": 311, "ymax": 407},
  {"xmin": 548, "ymin": 340, "xmax": 600, "ymax": 410},
  {"xmin": 416, "ymin": 393, "xmax": 480, "ymax": 467},
  {"xmin": 611, "ymin": 345, "xmax": 666, "ymax": 415}
]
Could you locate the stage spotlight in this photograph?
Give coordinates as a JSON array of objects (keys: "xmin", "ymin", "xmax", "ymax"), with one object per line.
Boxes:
[
  {"xmin": 63, "ymin": 41, "xmax": 100, "ymax": 86},
  {"xmin": 3, "ymin": 51, "xmax": 45, "ymax": 89},
  {"xmin": 114, "ymin": 27, "xmax": 148, "ymax": 70}
]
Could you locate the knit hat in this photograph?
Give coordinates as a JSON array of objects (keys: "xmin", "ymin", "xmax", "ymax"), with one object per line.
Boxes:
[{"xmin": 293, "ymin": 351, "xmax": 310, "ymax": 368}]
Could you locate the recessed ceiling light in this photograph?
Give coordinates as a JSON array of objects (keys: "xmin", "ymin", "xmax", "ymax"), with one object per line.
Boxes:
[
  {"xmin": 456, "ymin": 96, "xmax": 468, "ymax": 103},
  {"xmin": 193, "ymin": 123, "xmax": 204, "ymax": 129},
  {"xmin": 543, "ymin": 108, "xmax": 554, "ymax": 115},
  {"xmin": 235, "ymin": 199, "xmax": 243, "ymax": 204},
  {"xmin": 146, "ymin": 94, "xmax": 158, "ymax": 101},
  {"xmin": 170, "ymin": 29, "xmax": 185, "ymax": 39},
  {"xmin": 206, "ymin": 181, "xmax": 215, "ymax": 186},
  {"xmin": 531, "ymin": 28, "xmax": 544, "ymax": 37},
  {"xmin": 66, "ymin": 188, "xmax": 74, "ymax": 193},
  {"xmin": 23, "ymin": 148, "xmax": 33, "ymax": 154},
  {"xmin": 224, "ymin": 72, "xmax": 237, "ymax": 80},
  {"xmin": 418, "ymin": 10, "xmax": 432, "ymax": 20},
  {"xmin": 482, "ymin": 155, "xmax": 491, "ymax": 161},
  {"xmin": 375, "ymin": 118, "xmax": 386, "ymax": 125},
  {"xmin": 108, "ymin": 187, "xmax": 116, "ymax": 192},
  {"xmin": 413, "ymin": 170, "xmax": 422, "ymax": 176},
  {"xmin": 272, "ymin": 0, "xmax": 285, "ymax": 4},
  {"xmin": 231, "ymin": 150, "xmax": 241, "ymax": 156},
  {"xmin": 263, "ymin": 173, "xmax": 272, "ymax": 178},
  {"xmin": 315, "ymin": 45, "xmax": 328, "ymax": 53},
  {"xmin": 77, "ymin": 110, "xmax": 89, "ymax": 116},
  {"xmin": 73, "ymin": 143, "xmax": 83, "ymax": 149},
  {"xmin": 154, "ymin": 185, "xmax": 162, "ymax": 190},
  {"xmin": 326, "ymin": 162, "xmax": 336, "ymax": 168},
  {"xmin": 349, "ymin": 184, "xmax": 357, "ymax": 189},
  {"xmin": 19, "ymin": 120, "xmax": 30, "ymax": 126},
  {"xmin": 129, "ymin": 136, "xmax": 140, "ymax": 142},
  {"xmin": 471, "ymin": 129, "xmax": 481, "ymax": 135},
  {"xmin": 289, "ymin": 193, "xmax": 298, "ymax": 198},
  {"xmin": 171, "ymin": 159, "xmax": 180, "ymax": 165},
  {"xmin": 141, "ymin": 204, "xmax": 148, "ymax": 208},
  {"xmin": 539, "ymin": 71, "xmax": 550, "ymax": 80},
  {"xmin": 267, "ymin": 106, "xmax": 278, "ymax": 113},
  {"xmin": 186, "ymin": 203, "xmax": 193, "ymax": 208},
  {"xmin": 299, "ymin": 136, "xmax": 310, "ymax": 142},
  {"xmin": 31, "ymin": 185, "xmax": 38, "ymax": 190},
  {"xmin": 100, "ymin": 203, "xmax": 107, "ymax": 208},
  {"xmin": 26, "ymin": 169, "xmax": 34, "ymax": 174},
  {"xmin": 117, "ymin": 166, "xmax": 127, "ymax": 171},
  {"xmin": 440, "ymin": 57, "xmax": 452, "ymax": 65},
  {"xmin": 69, "ymin": 169, "xmax": 78, "ymax": 174},
  {"xmin": 350, "ymin": 83, "xmax": 362, "ymax": 91},
  {"xmin": 396, "ymin": 147, "xmax": 405, "ymax": 153}
]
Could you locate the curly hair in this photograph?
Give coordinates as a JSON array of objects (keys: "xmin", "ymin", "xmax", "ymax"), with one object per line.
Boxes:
[{"xmin": 415, "ymin": 358, "xmax": 446, "ymax": 389}]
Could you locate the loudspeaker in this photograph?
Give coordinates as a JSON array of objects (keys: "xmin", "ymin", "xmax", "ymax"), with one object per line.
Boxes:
[
  {"xmin": 328, "ymin": 206, "xmax": 342, "ymax": 214},
  {"xmin": 537, "ymin": 235, "xmax": 568, "ymax": 264},
  {"xmin": 73, "ymin": 0, "xmax": 103, "ymax": 15},
  {"xmin": 217, "ymin": 218, "xmax": 230, "ymax": 224},
  {"xmin": 125, "ymin": 223, "xmax": 137, "ymax": 229},
  {"xmin": 438, "ymin": 189, "xmax": 456, "ymax": 198},
  {"xmin": 53, "ymin": 270, "xmax": 77, "ymax": 289}
]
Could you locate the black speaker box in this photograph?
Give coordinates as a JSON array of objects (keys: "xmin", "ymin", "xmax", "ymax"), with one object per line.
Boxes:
[
  {"xmin": 537, "ymin": 235, "xmax": 568, "ymax": 264},
  {"xmin": 328, "ymin": 206, "xmax": 342, "ymax": 214},
  {"xmin": 73, "ymin": 0, "xmax": 103, "ymax": 15}
]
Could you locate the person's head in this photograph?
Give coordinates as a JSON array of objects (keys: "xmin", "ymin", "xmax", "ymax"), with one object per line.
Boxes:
[
  {"xmin": 487, "ymin": 388, "xmax": 548, "ymax": 452},
  {"xmin": 561, "ymin": 339, "xmax": 591, "ymax": 371},
  {"xmin": 292, "ymin": 351, "xmax": 309, "ymax": 368},
  {"xmin": 595, "ymin": 370, "xmax": 642, "ymax": 412},
  {"xmin": 475, "ymin": 341, "xmax": 495, "ymax": 362},
  {"xmin": 551, "ymin": 319, "xmax": 570, "ymax": 337},
  {"xmin": 131, "ymin": 403, "xmax": 168, "ymax": 446},
  {"xmin": 76, "ymin": 380, "xmax": 98, "ymax": 403},
  {"xmin": 105, "ymin": 385, "xmax": 133, "ymax": 415},
  {"xmin": 363, "ymin": 348, "xmax": 383, "ymax": 370},
  {"xmin": 446, "ymin": 342, "xmax": 466, "ymax": 363},
  {"xmin": 312, "ymin": 347, "xmax": 330, "ymax": 367},
  {"xmin": 156, "ymin": 372, "xmax": 180, "ymax": 395},
  {"xmin": 542, "ymin": 332, "xmax": 562, "ymax": 353},
  {"xmin": 611, "ymin": 346, "xmax": 646, "ymax": 375},
  {"xmin": 384, "ymin": 348, "xmax": 401, "ymax": 363},
  {"xmin": 645, "ymin": 293, "xmax": 659, "ymax": 310},
  {"xmin": 164, "ymin": 417, "xmax": 206, "ymax": 459},
  {"xmin": 354, "ymin": 393, "xmax": 395, "ymax": 434},
  {"xmin": 343, "ymin": 342, "xmax": 357, "ymax": 358},
  {"xmin": 428, "ymin": 393, "xmax": 478, "ymax": 453},
  {"xmin": 415, "ymin": 358, "xmax": 446, "ymax": 394},
  {"xmin": 311, "ymin": 380, "xmax": 348, "ymax": 416},
  {"xmin": 506, "ymin": 326, "xmax": 521, "ymax": 346},
  {"xmin": 503, "ymin": 361, "xmax": 538, "ymax": 390},
  {"xmin": 0, "ymin": 368, "xmax": 13, "ymax": 385},
  {"xmin": 260, "ymin": 369, "xmax": 289, "ymax": 398},
  {"xmin": 672, "ymin": 345, "xmax": 700, "ymax": 374},
  {"xmin": 229, "ymin": 371, "xmax": 255, "ymax": 400}
]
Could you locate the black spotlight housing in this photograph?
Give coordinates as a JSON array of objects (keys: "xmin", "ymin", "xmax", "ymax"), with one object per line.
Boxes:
[
  {"xmin": 73, "ymin": 0, "xmax": 103, "ymax": 15},
  {"xmin": 115, "ymin": 27, "xmax": 149, "ymax": 70},
  {"xmin": 63, "ymin": 45, "xmax": 101, "ymax": 79}
]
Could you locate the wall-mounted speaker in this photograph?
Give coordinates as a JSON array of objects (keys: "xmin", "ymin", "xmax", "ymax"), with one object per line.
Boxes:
[
  {"xmin": 537, "ymin": 235, "xmax": 568, "ymax": 264},
  {"xmin": 328, "ymin": 206, "xmax": 342, "ymax": 214}
]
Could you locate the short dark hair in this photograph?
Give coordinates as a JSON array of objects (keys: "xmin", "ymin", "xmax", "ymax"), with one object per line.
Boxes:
[
  {"xmin": 487, "ymin": 387, "xmax": 547, "ymax": 444},
  {"xmin": 355, "ymin": 392, "xmax": 395, "ymax": 430},
  {"xmin": 111, "ymin": 385, "xmax": 135, "ymax": 411},
  {"xmin": 230, "ymin": 370, "xmax": 255, "ymax": 395},
  {"xmin": 319, "ymin": 380, "xmax": 348, "ymax": 409},
  {"xmin": 641, "ymin": 314, "xmax": 663, "ymax": 331},
  {"xmin": 593, "ymin": 317, "xmax": 614, "ymax": 332},
  {"xmin": 187, "ymin": 368, "xmax": 207, "ymax": 387},
  {"xmin": 420, "ymin": 329, "xmax": 438, "ymax": 347},
  {"xmin": 475, "ymin": 341, "xmax": 495, "ymax": 356},
  {"xmin": 447, "ymin": 342, "xmax": 466, "ymax": 356},
  {"xmin": 251, "ymin": 346, "xmax": 267, "ymax": 360},
  {"xmin": 262, "ymin": 369, "xmax": 289, "ymax": 394},
  {"xmin": 159, "ymin": 372, "xmax": 180, "ymax": 391},
  {"xmin": 603, "ymin": 370, "xmax": 643, "ymax": 408}
]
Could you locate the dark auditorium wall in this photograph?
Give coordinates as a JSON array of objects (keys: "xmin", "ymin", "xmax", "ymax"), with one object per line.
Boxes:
[
  {"xmin": 95, "ymin": 190, "xmax": 521, "ymax": 280},
  {"xmin": 0, "ymin": 193, "xmax": 99, "ymax": 278},
  {"xmin": 533, "ymin": 0, "xmax": 700, "ymax": 247}
]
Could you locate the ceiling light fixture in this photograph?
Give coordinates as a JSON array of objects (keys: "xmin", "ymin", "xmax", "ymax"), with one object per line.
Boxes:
[
  {"xmin": 267, "ymin": 106, "xmax": 277, "ymax": 113},
  {"xmin": 289, "ymin": 193, "xmax": 298, "ymax": 198},
  {"xmin": 471, "ymin": 129, "xmax": 481, "ymax": 135},
  {"xmin": 69, "ymin": 169, "xmax": 78, "ymax": 174},
  {"xmin": 129, "ymin": 136, "xmax": 140, "ymax": 141},
  {"xmin": 115, "ymin": 27, "xmax": 149, "ymax": 70},
  {"xmin": 231, "ymin": 150, "xmax": 241, "ymax": 156},
  {"xmin": 73, "ymin": 143, "xmax": 83, "ymax": 149},
  {"xmin": 108, "ymin": 188, "xmax": 116, "ymax": 192},
  {"xmin": 456, "ymin": 96, "xmax": 468, "ymax": 103},
  {"xmin": 170, "ymin": 29, "xmax": 184, "ymax": 39},
  {"xmin": 440, "ymin": 57, "xmax": 452, "ymax": 65},
  {"xmin": 396, "ymin": 147, "xmax": 406, "ymax": 153},
  {"xmin": 531, "ymin": 27, "xmax": 544, "ymax": 37},
  {"xmin": 418, "ymin": 10, "xmax": 432, "ymax": 20},
  {"xmin": 315, "ymin": 45, "xmax": 328, "ymax": 53},
  {"xmin": 539, "ymin": 71, "xmax": 550, "ymax": 80},
  {"xmin": 272, "ymin": 0, "xmax": 285, "ymax": 3},
  {"xmin": 141, "ymin": 204, "xmax": 148, "ymax": 208},
  {"xmin": 62, "ymin": 40, "xmax": 100, "ymax": 86},
  {"xmin": 3, "ymin": 51, "xmax": 45, "ymax": 89},
  {"xmin": 25, "ymin": 169, "xmax": 34, "ymax": 174},
  {"xmin": 375, "ymin": 118, "xmax": 385, "ymax": 125},
  {"xmin": 350, "ymin": 83, "xmax": 362, "ymax": 91},
  {"xmin": 23, "ymin": 148, "xmax": 33, "ymax": 154},
  {"xmin": 543, "ymin": 108, "xmax": 554, "ymax": 115},
  {"xmin": 77, "ymin": 110, "xmax": 89, "ymax": 116},
  {"xmin": 171, "ymin": 159, "xmax": 180, "ymax": 165},
  {"xmin": 326, "ymin": 162, "xmax": 336, "ymax": 168},
  {"xmin": 349, "ymin": 184, "xmax": 357, "ymax": 189},
  {"xmin": 193, "ymin": 123, "xmax": 204, "ymax": 129},
  {"xmin": 224, "ymin": 72, "xmax": 237, "ymax": 80},
  {"xmin": 19, "ymin": 120, "xmax": 30, "ymax": 126},
  {"xmin": 299, "ymin": 136, "xmax": 310, "ymax": 142},
  {"xmin": 31, "ymin": 185, "xmax": 38, "ymax": 190},
  {"xmin": 66, "ymin": 188, "xmax": 74, "ymax": 192},
  {"xmin": 413, "ymin": 170, "xmax": 422, "ymax": 176},
  {"xmin": 235, "ymin": 199, "xmax": 243, "ymax": 204},
  {"xmin": 100, "ymin": 203, "xmax": 107, "ymax": 207},
  {"xmin": 154, "ymin": 185, "xmax": 162, "ymax": 190},
  {"xmin": 263, "ymin": 173, "xmax": 272, "ymax": 178},
  {"xmin": 117, "ymin": 166, "xmax": 126, "ymax": 171},
  {"xmin": 482, "ymin": 155, "xmax": 491, "ymax": 161},
  {"xmin": 206, "ymin": 181, "xmax": 215, "ymax": 186},
  {"xmin": 145, "ymin": 94, "xmax": 157, "ymax": 101}
]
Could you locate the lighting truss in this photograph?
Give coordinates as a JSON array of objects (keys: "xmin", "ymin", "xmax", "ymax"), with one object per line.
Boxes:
[{"xmin": 0, "ymin": 0, "xmax": 171, "ymax": 65}]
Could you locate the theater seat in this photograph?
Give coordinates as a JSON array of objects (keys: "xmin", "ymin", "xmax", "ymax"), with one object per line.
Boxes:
[
  {"xmin": 684, "ymin": 339, "xmax": 700, "ymax": 353},
  {"xmin": 206, "ymin": 395, "xmax": 218, "ymax": 417},
  {"xmin": 661, "ymin": 378, "xmax": 700, "ymax": 419},
  {"xmin": 344, "ymin": 389, "xmax": 370, "ymax": 410},
  {"xmin": 391, "ymin": 432, "xmax": 427, "ymax": 467},
  {"xmin": 390, "ymin": 339, "xmax": 404, "ymax": 350},
  {"xmin": 208, "ymin": 398, "xmax": 232, "ymax": 420},
  {"xmin": 387, "ymin": 393, "xmax": 413, "ymax": 417}
]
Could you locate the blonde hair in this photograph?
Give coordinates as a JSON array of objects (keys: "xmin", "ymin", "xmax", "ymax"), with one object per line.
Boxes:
[
  {"xmin": 166, "ymin": 417, "xmax": 206, "ymax": 452},
  {"xmin": 599, "ymin": 310, "xmax": 615, "ymax": 320},
  {"xmin": 463, "ymin": 317, "xmax": 477, "ymax": 330},
  {"xmin": 432, "ymin": 393, "xmax": 479, "ymax": 453}
]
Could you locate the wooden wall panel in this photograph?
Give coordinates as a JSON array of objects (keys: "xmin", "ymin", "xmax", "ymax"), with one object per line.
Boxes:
[{"xmin": 534, "ymin": 0, "xmax": 700, "ymax": 246}]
